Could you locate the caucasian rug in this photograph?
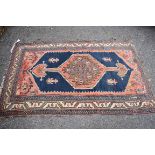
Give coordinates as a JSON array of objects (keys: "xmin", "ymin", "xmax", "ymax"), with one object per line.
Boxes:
[{"xmin": 0, "ymin": 41, "xmax": 154, "ymax": 116}]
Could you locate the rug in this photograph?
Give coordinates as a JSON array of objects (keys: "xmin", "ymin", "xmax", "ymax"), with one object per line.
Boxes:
[{"xmin": 0, "ymin": 41, "xmax": 154, "ymax": 116}]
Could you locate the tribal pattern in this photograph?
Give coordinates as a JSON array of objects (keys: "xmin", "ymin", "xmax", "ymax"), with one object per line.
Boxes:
[
  {"xmin": 16, "ymin": 50, "xmax": 146, "ymax": 96},
  {"xmin": 0, "ymin": 41, "xmax": 154, "ymax": 116}
]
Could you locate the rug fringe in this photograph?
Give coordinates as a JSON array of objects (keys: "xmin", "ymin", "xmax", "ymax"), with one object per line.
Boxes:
[
  {"xmin": 0, "ymin": 76, "xmax": 6, "ymax": 94},
  {"xmin": 0, "ymin": 39, "xmax": 20, "ymax": 95},
  {"xmin": 10, "ymin": 39, "xmax": 20, "ymax": 53}
]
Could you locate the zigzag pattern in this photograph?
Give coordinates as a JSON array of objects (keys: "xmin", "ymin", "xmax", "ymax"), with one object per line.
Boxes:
[{"xmin": 9, "ymin": 100, "xmax": 155, "ymax": 111}]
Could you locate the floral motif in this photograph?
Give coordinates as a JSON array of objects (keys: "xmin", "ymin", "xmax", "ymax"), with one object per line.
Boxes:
[
  {"xmin": 116, "ymin": 62, "xmax": 129, "ymax": 78},
  {"xmin": 17, "ymin": 77, "xmax": 33, "ymax": 95},
  {"xmin": 46, "ymin": 78, "xmax": 58, "ymax": 84},
  {"xmin": 102, "ymin": 57, "xmax": 112, "ymax": 62},
  {"xmin": 107, "ymin": 79, "xmax": 118, "ymax": 85},
  {"xmin": 48, "ymin": 57, "xmax": 59, "ymax": 63}
]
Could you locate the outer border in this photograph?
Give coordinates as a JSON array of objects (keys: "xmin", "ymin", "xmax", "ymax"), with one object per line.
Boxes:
[{"xmin": 0, "ymin": 40, "xmax": 155, "ymax": 117}]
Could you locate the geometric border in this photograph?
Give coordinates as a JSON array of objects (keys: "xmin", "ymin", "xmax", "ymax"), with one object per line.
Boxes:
[{"xmin": 0, "ymin": 41, "xmax": 155, "ymax": 116}]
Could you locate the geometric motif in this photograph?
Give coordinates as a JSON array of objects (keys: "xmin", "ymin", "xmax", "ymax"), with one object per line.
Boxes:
[
  {"xmin": 16, "ymin": 51, "xmax": 145, "ymax": 96},
  {"xmin": 0, "ymin": 41, "xmax": 154, "ymax": 116}
]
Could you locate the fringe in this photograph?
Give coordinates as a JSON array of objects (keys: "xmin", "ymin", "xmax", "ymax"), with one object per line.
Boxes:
[
  {"xmin": 10, "ymin": 39, "xmax": 20, "ymax": 53},
  {"xmin": 0, "ymin": 39, "xmax": 20, "ymax": 95}
]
